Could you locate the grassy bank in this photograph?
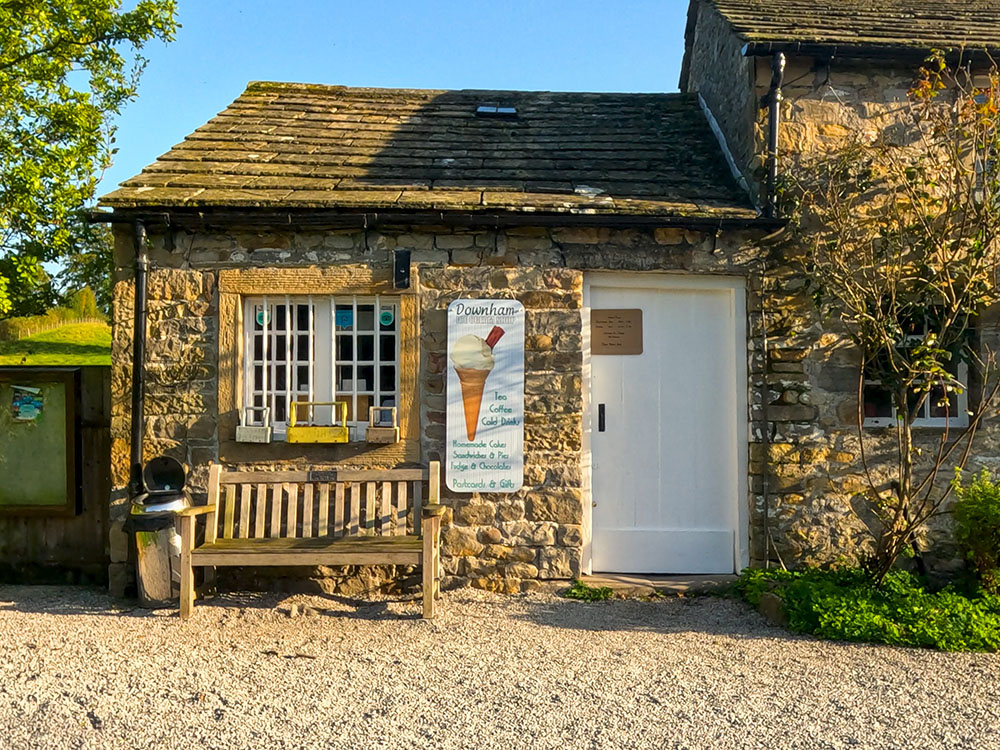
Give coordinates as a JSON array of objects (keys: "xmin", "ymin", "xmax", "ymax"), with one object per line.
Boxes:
[{"xmin": 0, "ymin": 322, "xmax": 112, "ymax": 365}]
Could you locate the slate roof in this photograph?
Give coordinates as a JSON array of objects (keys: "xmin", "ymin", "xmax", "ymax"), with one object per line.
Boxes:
[
  {"xmin": 706, "ymin": 0, "xmax": 1000, "ymax": 56},
  {"xmin": 101, "ymin": 83, "xmax": 758, "ymax": 222}
]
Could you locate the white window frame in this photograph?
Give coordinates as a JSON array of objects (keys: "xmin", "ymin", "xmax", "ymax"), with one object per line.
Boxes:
[
  {"xmin": 862, "ymin": 330, "xmax": 970, "ymax": 429},
  {"xmin": 242, "ymin": 295, "xmax": 400, "ymax": 441}
]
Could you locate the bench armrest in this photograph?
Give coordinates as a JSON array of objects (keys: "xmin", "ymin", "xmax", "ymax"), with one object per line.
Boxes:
[
  {"xmin": 422, "ymin": 503, "xmax": 446, "ymax": 518},
  {"xmin": 177, "ymin": 504, "xmax": 218, "ymax": 517}
]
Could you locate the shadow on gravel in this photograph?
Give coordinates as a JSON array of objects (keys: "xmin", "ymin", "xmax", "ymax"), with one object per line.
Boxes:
[
  {"xmin": 0, "ymin": 585, "xmax": 139, "ymax": 618},
  {"xmin": 195, "ymin": 591, "xmax": 425, "ymax": 621},
  {"xmin": 3, "ymin": 585, "xmax": 793, "ymax": 637},
  {"xmin": 509, "ymin": 596, "xmax": 792, "ymax": 640},
  {"xmin": 0, "ymin": 585, "xmax": 424, "ymax": 621}
]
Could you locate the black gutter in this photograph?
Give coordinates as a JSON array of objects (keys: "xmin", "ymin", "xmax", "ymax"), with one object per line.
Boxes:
[
  {"xmin": 742, "ymin": 41, "xmax": 999, "ymax": 65},
  {"xmin": 129, "ymin": 220, "xmax": 148, "ymax": 498},
  {"xmin": 90, "ymin": 208, "xmax": 785, "ymax": 233},
  {"xmin": 762, "ymin": 53, "xmax": 785, "ymax": 219}
]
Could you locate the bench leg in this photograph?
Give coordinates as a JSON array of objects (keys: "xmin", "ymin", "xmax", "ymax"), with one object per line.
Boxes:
[
  {"xmin": 179, "ymin": 516, "xmax": 195, "ymax": 620},
  {"xmin": 435, "ymin": 536, "xmax": 441, "ymax": 599},
  {"xmin": 204, "ymin": 566, "xmax": 217, "ymax": 598},
  {"xmin": 422, "ymin": 514, "xmax": 440, "ymax": 619},
  {"xmin": 422, "ymin": 528, "xmax": 434, "ymax": 619}
]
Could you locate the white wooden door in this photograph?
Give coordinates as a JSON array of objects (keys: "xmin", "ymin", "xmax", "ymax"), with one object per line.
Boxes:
[{"xmin": 587, "ymin": 274, "xmax": 747, "ymax": 574}]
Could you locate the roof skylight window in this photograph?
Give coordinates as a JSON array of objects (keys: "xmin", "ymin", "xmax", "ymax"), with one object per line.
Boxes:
[{"xmin": 475, "ymin": 104, "xmax": 518, "ymax": 119}]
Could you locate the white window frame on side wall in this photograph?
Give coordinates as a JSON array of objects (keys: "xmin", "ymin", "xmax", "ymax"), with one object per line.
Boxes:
[{"xmin": 862, "ymin": 328, "xmax": 970, "ymax": 429}]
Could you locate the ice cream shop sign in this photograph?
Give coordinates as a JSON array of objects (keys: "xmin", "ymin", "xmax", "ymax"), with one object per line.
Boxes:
[{"xmin": 446, "ymin": 299, "xmax": 524, "ymax": 493}]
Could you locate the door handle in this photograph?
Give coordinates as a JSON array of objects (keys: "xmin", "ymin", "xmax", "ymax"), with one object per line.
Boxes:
[{"xmin": 598, "ymin": 403, "xmax": 605, "ymax": 432}]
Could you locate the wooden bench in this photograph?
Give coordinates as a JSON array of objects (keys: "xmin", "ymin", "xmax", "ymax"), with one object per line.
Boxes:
[{"xmin": 177, "ymin": 461, "xmax": 443, "ymax": 619}]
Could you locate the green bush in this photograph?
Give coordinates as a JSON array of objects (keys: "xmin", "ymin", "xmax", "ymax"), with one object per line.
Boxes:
[
  {"xmin": 737, "ymin": 567, "xmax": 1000, "ymax": 652},
  {"xmin": 953, "ymin": 470, "xmax": 1000, "ymax": 594}
]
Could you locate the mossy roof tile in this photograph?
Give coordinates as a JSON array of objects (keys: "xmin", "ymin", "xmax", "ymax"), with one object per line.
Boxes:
[
  {"xmin": 708, "ymin": 0, "xmax": 1000, "ymax": 54},
  {"xmin": 101, "ymin": 83, "xmax": 758, "ymax": 220}
]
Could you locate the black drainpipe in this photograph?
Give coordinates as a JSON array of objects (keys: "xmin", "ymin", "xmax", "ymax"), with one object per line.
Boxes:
[
  {"xmin": 758, "ymin": 51, "xmax": 785, "ymax": 565},
  {"xmin": 129, "ymin": 220, "xmax": 149, "ymax": 498},
  {"xmin": 763, "ymin": 52, "xmax": 786, "ymax": 218},
  {"xmin": 759, "ymin": 266, "xmax": 773, "ymax": 568}
]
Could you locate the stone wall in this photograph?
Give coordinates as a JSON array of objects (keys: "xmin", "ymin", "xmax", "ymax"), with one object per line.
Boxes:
[
  {"xmin": 108, "ymin": 222, "xmax": 771, "ymax": 594},
  {"xmin": 418, "ymin": 261, "xmax": 583, "ymax": 593},
  {"xmin": 760, "ymin": 56, "xmax": 929, "ymax": 157},
  {"xmin": 757, "ymin": 57, "xmax": 1000, "ymax": 569},
  {"xmin": 684, "ymin": 1, "xmax": 760, "ymax": 197},
  {"xmin": 684, "ymin": 13, "xmax": 1000, "ymax": 571}
]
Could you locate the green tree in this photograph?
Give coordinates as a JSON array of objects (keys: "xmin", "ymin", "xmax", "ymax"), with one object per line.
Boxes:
[
  {"xmin": 57, "ymin": 221, "xmax": 113, "ymax": 314},
  {"xmin": 0, "ymin": 0, "xmax": 177, "ymax": 317},
  {"xmin": 0, "ymin": 253, "xmax": 60, "ymax": 317},
  {"xmin": 67, "ymin": 285, "xmax": 99, "ymax": 317}
]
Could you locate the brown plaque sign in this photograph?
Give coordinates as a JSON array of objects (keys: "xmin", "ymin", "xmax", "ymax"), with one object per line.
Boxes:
[{"xmin": 591, "ymin": 308, "xmax": 643, "ymax": 355}]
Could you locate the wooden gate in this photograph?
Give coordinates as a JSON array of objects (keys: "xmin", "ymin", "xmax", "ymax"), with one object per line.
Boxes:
[{"xmin": 0, "ymin": 366, "xmax": 111, "ymax": 583}]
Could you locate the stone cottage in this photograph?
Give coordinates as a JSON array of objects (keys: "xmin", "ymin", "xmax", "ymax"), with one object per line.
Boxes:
[
  {"xmin": 100, "ymin": 84, "xmax": 779, "ymax": 595},
  {"xmin": 99, "ymin": 1, "xmax": 1000, "ymax": 595}
]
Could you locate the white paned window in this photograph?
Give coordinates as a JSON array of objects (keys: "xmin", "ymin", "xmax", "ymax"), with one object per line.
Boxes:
[
  {"xmin": 862, "ymin": 324, "xmax": 969, "ymax": 429},
  {"xmin": 243, "ymin": 296, "xmax": 399, "ymax": 440}
]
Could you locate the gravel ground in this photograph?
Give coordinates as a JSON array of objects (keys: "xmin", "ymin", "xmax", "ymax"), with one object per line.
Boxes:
[{"xmin": 1, "ymin": 585, "xmax": 998, "ymax": 750}]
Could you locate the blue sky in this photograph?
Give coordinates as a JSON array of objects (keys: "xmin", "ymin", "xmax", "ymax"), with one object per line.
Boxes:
[{"xmin": 98, "ymin": 1, "xmax": 689, "ymax": 197}]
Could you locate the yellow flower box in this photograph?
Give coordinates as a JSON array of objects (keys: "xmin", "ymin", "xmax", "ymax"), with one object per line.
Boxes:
[{"xmin": 286, "ymin": 401, "xmax": 349, "ymax": 443}]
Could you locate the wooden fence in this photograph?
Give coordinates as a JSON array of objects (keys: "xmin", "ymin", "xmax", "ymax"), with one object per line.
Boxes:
[
  {"xmin": 0, "ymin": 315, "xmax": 107, "ymax": 341},
  {"xmin": 0, "ymin": 366, "xmax": 111, "ymax": 583}
]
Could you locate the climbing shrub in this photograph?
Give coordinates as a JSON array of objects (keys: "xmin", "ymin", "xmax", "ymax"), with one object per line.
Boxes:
[{"xmin": 953, "ymin": 470, "xmax": 1000, "ymax": 594}]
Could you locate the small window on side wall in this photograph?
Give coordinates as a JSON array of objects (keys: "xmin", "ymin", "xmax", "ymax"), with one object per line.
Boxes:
[{"xmin": 862, "ymin": 321, "xmax": 970, "ymax": 429}]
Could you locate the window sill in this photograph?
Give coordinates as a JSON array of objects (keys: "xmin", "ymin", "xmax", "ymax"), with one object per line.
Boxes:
[{"xmin": 863, "ymin": 419, "xmax": 971, "ymax": 430}]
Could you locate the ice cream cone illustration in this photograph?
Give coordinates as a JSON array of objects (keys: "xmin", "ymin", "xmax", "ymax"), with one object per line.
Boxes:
[
  {"xmin": 455, "ymin": 367, "xmax": 490, "ymax": 440},
  {"xmin": 452, "ymin": 325, "xmax": 505, "ymax": 441}
]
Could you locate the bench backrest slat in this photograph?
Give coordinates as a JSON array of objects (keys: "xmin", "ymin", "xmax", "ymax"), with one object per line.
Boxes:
[
  {"xmin": 206, "ymin": 465, "xmax": 221, "ymax": 545},
  {"xmin": 239, "ymin": 485, "xmax": 251, "ymax": 538},
  {"xmin": 253, "ymin": 484, "xmax": 267, "ymax": 539},
  {"xmin": 269, "ymin": 484, "xmax": 282, "ymax": 537},
  {"xmin": 223, "ymin": 485, "xmax": 236, "ymax": 539},
  {"xmin": 318, "ymin": 484, "xmax": 330, "ymax": 536},
  {"xmin": 302, "ymin": 484, "xmax": 314, "ymax": 538},
  {"xmin": 207, "ymin": 463, "xmax": 438, "ymax": 541},
  {"xmin": 286, "ymin": 484, "xmax": 298, "ymax": 538},
  {"xmin": 413, "ymin": 482, "xmax": 423, "ymax": 536},
  {"xmin": 349, "ymin": 482, "xmax": 360, "ymax": 537},
  {"xmin": 380, "ymin": 481, "xmax": 391, "ymax": 536},
  {"xmin": 364, "ymin": 482, "xmax": 375, "ymax": 535},
  {"xmin": 395, "ymin": 481, "xmax": 408, "ymax": 535},
  {"xmin": 334, "ymin": 482, "xmax": 345, "ymax": 537}
]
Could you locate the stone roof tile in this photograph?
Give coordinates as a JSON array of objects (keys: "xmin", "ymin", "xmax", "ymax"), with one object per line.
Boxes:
[
  {"xmin": 708, "ymin": 0, "xmax": 1000, "ymax": 54},
  {"xmin": 101, "ymin": 83, "xmax": 758, "ymax": 221}
]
